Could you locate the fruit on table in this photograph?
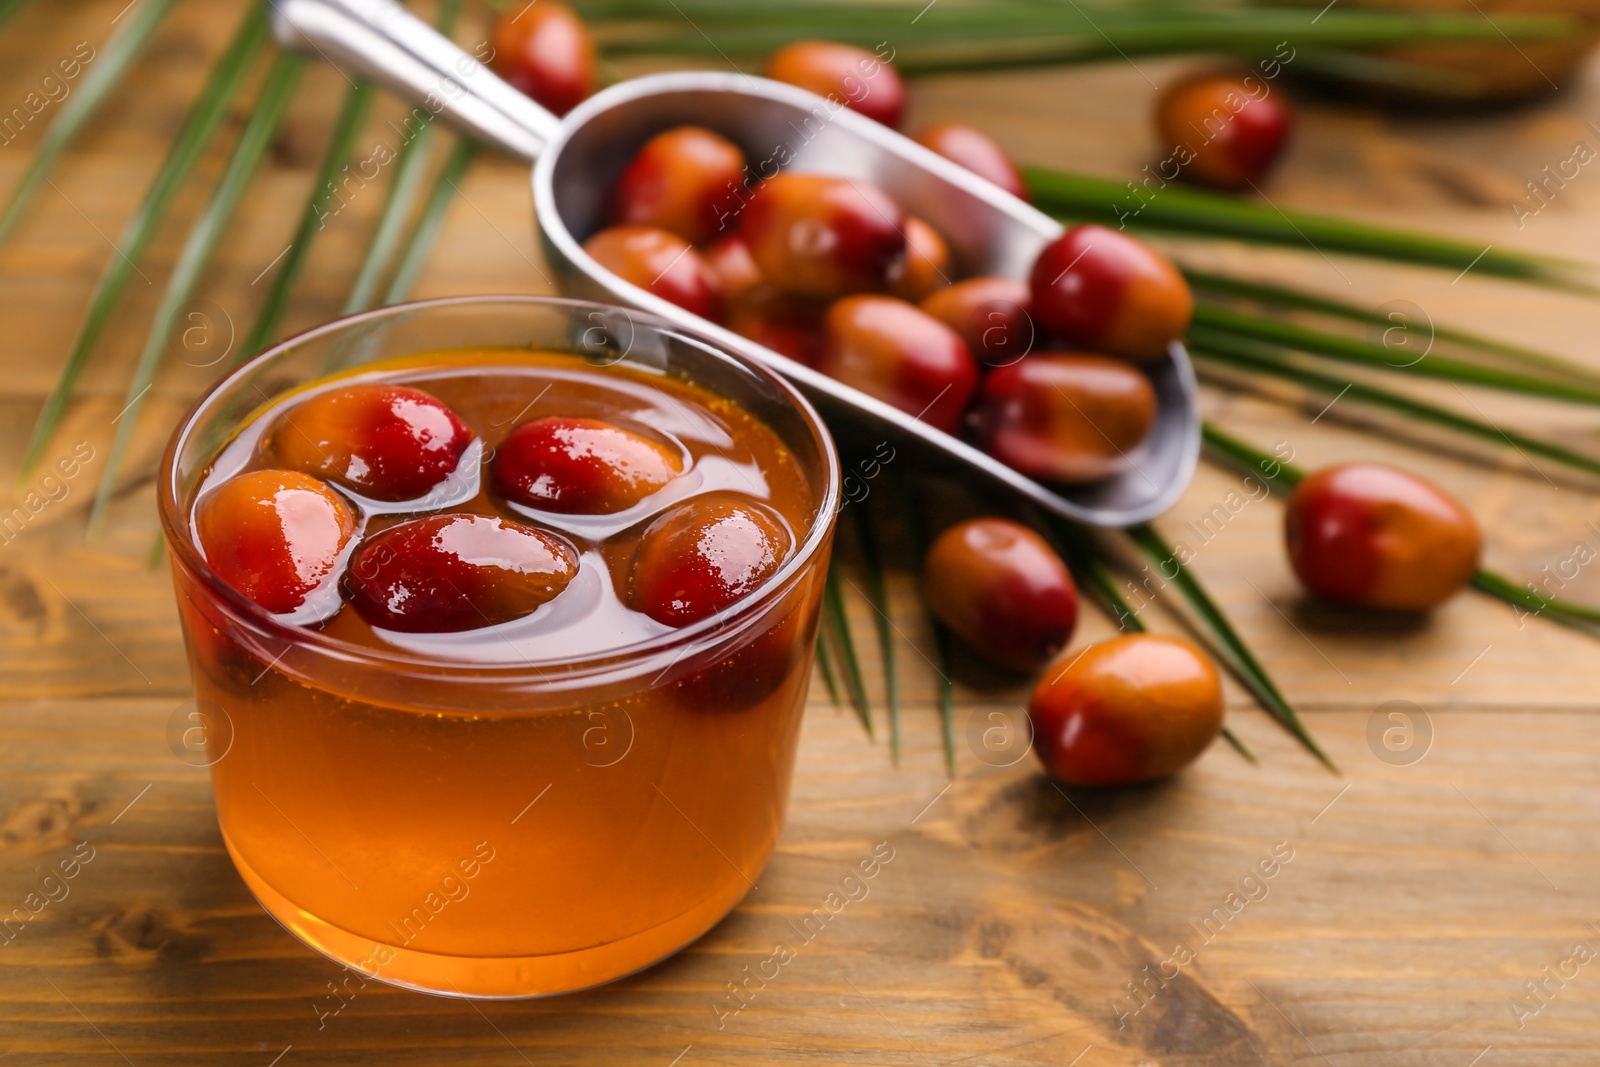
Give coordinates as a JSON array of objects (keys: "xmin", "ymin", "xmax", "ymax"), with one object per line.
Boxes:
[
  {"xmin": 889, "ymin": 216, "xmax": 953, "ymax": 303},
  {"xmin": 920, "ymin": 276, "xmax": 1033, "ymax": 368},
  {"xmin": 814, "ymin": 295, "xmax": 978, "ymax": 435},
  {"xmin": 977, "ymin": 354, "xmax": 1157, "ymax": 484},
  {"xmin": 583, "ymin": 226, "xmax": 725, "ymax": 321},
  {"xmin": 344, "ymin": 514, "xmax": 579, "ymax": 633},
  {"xmin": 268, "ymin": 383, "xmax": 473, "ymax": 502},
  {"xmin": 608, "ymin": 126, "xmax": 748, "ymax": 245},
  {"xmin": 765, "ymin": 40, "xmax": 906, "ymax": 129},
  {"xmin": 628, "ymin": 492, "xmax": 792, "ymax": 626},
  {"xmin": 196, "ymin": 469, "xmax": 356, "ymax": 615},
  {"xmin": 1156, "ymin": 71, "xmax": 1293, "ymax": 189},
  {"xmin": 1029, "ymin": 224, "xmax": 1193, "ymax": 360},
  {"xmin": 923, "ymin": 517, "xmax": 1078, "ymax": 673},
  {"xmin": 1029, "ymin": 634, "xmax": 1224, "ymax": 787},
  {"xmin": 913, "ymin": 122, "xmax": 1029, "ymax": 200},
  {"xmin": 488, "ymin": 1, "xmax": 597, "ymax": 116},
  {"xmin": 706, "ymin": 234, "xmax": 764, "ymax": 302},
  {"xmin": 1284, "ymin": 462, "xmax": 1481, "ymax": 611},
  {"xmin": 739, "ymin": 173, "xmax": 906, "ymax": 298},
  {"xmin": 492, "ymin": 417, "xmax": 682, "ymax": 515}
]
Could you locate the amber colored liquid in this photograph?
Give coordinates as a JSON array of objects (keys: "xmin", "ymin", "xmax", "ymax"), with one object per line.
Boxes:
[{"xmin": 173, "ymin": 350, "xmax": 828, "ymax": 996}]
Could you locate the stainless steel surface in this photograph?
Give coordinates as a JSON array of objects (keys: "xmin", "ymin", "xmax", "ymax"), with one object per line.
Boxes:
[{"xmin": 269, "ymin": 0, "xmax": 1200, "ymax": 527}]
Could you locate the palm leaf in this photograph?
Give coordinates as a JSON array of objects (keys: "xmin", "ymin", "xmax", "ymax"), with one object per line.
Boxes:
[
  {"xmin": 1191, "ymin": 335, "xmax": 1600, "ymax": 481},
  {"xmin": 20, "ymin": 7, "xmax": 270, "ymax": 476},
  {"xmin": 589, "ymin": 2, "xmax": 1572, "ymax": 74},
  {"xmin": 1186, "ymin": 269, "xmax": 1600, "ymax": 389},
  {"xmin": 891, "ymin": 476, "xmax": 956, "ymax": 775},
  {"xmin": 341, "ymin": 0, "xmax": 460, "ymax": 314},
  {"xmin": 342, "ymin": 127, "xmax": 438, "ymax": 314},
  {"xmin": 1023, "ymin": 166, "xmax": 1592, "ymax": 292},
  {"xmin": 381, "ymin": 140, "xmax": 474, "ymax": 306},
  {"xmin": 848, "ymin": 502, "xmax": 900, "ymax": 764},
  {"xmin": 814, "ymin": 620, "xmax": 844, "ymax": 708},
  {"xmin": 1191, "ymin": 306, "xmax": 1600, "ymax": 406},
  {"xmin": 1038, "ymin": 511, "xmax": 1255, "ymax": 763},
  {"xmin": 0, "ymin": 0, "xmax": 181, "ymax": 249},
  {"xmin": 1470, "ymin": 571, "xmax": 1600, "ymax": 632},
  {"xmin": 235, "ymin": 82, "xmax": 376, "ymax": 363},
  {"xmin": 88, "ymin": 52, "xmax": 304, "ymax": 537},
  {"xmin": 1126, "ymin": 523, "xmax": 1336, "ymax": 771},
  {"xmin": 824, "ymin": 559, "xmax": 873, "ymax": 739},
  {"xmin": 1199, "ymin": 422, "xmax": 1305, "ymax": 493}
]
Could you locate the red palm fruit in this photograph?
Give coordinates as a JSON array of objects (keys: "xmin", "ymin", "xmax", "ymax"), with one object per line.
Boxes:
[
  {"xmin": 1157, "ymin": 72, "xmax": 1293, "ymax": 189},
  {"xmin": 492, "ymin": 417, "xmax": 682, "ymax": 515},
  {"xmin": 977, "ymin": 354, "xmax": 1156, "ymax": 484},
  {"xmin": 628, "ymin": 492, "xmax": 792, "ymax": 627},
  {"xmin": 344, "ymin": 515, "xmax": 578, "ymax": 633},
  {"xmin": 1028, "ymin": 225, "xmax": 1193, "ymax": 360},
  {"xmin": 815, "ymin": 295, "xmax": 978, "ymax": 435},
  {"xmin": 765, "ymin": 41, "xmax": 906, "ymax": 128},
  {"xmin": 923, "ymin": 517, "xmax": 1078, "ymax": 673},
  {"xmin": 920, "ymin": 276, "xmax": 1034, "ymax": 368},
  {"xmin": 913, "ymin": 122, "xmax": 1028, "ymax": 200},
  {"xmin": 723, "ymin": 285, "xmax": 829, "ymax": 366},
  {"xmin": 488, "ymin": 2, "xmax": 597, "ymax": 116},
  {"xmin": 583, "ymin": 226, "xmax": 724, "ymax": 321},
  {"xmin": 889, "ymin": 216, "xmax": 952, "ymax": 303},
  {"xmin": 608, "ymin": 126, "xmax": 748, "ymax": 244},
  {"xmin": 1285, "ymin": 463, "xmax": 1481, "ymax": 612},
  {"xmin": 739, "ymin": 173, "xmax": 905, "ymax": 298},
  {"xmin": 196, "ymin": 470, "xmax": 356, "ymax": 615},
  {"xmin": 267, "ymin": 383, "xmax": 472, "ymax": 502},
  {"xmin": 1029, "ymin": 634, "xmax": 1223, "ymax": 788},
  {"xmin": 706, "ymin": 234, "xmax": 764, "ymax": 302}
]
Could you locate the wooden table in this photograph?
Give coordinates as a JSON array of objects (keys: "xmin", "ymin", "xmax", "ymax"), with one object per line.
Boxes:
[{"xmin": 5, "ymin": 2, "xmax": 1600, "ymax": 1063}]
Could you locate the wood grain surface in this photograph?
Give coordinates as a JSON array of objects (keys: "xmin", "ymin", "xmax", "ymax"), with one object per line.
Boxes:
[{"xmin": 4, "ymin": 2, "xmax": 1600, "ymax": 1064}]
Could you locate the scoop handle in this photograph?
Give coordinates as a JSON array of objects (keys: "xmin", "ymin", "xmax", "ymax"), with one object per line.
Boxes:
[{"xmin": 268, "ymin": 0, "xmax": 561, "ymax": 162}]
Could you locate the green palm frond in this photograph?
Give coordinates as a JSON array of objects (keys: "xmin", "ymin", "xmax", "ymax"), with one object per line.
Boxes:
[
  {"xmin": 893, "ymin": 476, "xmax": 956, "ymax": 776},
  {"xmin": 1192, "ymin": 335, "xmax": 1600, "ymax": 482},
  {"xmin": 1037, "ymin": 511, "xmax": 1255, "ymax": 763},
  {"xmin": 88, "ymin": 51, "xmax": 304, "ymax": 537},
  {"xmin": 21, "ymin": 6, "xmax": 270, "ymax": 477},
  {"xmin": 584, "ymin": 2, "xmax": 1573, "ymax": 76},
  {"xmin": 1191, "ymin": 306, "xmax": 1600, "ymax": 407},
  {"xmin": 341, "ymin": 0, "xmax": 460, "ymax": 314},
  {"xmin": 1185, "ymin": 269, "xmax": 1600, "ymax": 390},
  {"xmin": 849, "ymin": 503, "xmax": 901, "ymax": 764},
  {"xmin": 824, "ymin": 559, "xmax": 874, "ymax": 740},
  {"xmin": 236, "ymin": 82, "xmax": 376, "ymax": 364},
  {"xmin": 0, "ymin": 0, "xmax": 180, "ymax": 248},
  {"xmin": 381, "ymin": 141, "xmax": 475, "ymax": 307},
  {"xmin": 1126, "ymin": 523, "xmax": 1336, "ymax": 771},
  {"xmin": 1025, "ymin": 166, "xmax": 1592, "ymax": 293}
]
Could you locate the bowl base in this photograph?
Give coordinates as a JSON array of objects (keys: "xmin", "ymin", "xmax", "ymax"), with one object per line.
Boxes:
[{"xmin": 224, "ymin": 831, "xmax": 749, "ymax": 998}]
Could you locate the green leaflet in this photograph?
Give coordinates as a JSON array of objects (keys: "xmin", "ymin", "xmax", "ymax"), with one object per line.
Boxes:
[
  {"xmin": 22, "ymin": 7, "xmax": 270, "ymax": 477},
  {"xmin": 341, "ymin": 0, "xmax": 461, "ymax": 314},
  {"xmin": 88, "ymin": 51, "xmax": 305, "ymax": 537},
  {"xmin": 380, "ymin": 139, "xmax": 475, "ymax": 306},
  {"xmin": 235, "ymin": 82, "xmax": 376, "ymax": 365},
  {"xmin": 0, "ymin": 0, "xmax": 181, "ymax": 248},
  {"xmin": 1025, "ymin": 166, "xmax": 1591, "ymax": 292}
]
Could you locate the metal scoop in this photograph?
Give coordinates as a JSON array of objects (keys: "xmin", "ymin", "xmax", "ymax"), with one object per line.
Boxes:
[{"xmin": 269, "ymin": 0, "xmax": 1199, "ymax": 526}]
